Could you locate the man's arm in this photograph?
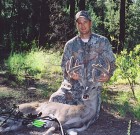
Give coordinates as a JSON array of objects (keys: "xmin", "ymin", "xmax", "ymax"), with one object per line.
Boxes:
[{"xmin": 98, "ymin": 38, "xmax": 116, "ymax": 82}]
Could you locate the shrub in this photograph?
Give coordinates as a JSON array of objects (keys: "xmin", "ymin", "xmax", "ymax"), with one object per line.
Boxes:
[
  {"xmin": 5, "ymin": 46, "xmax": 62, "ymax": 83},
  {"xmin": 110, "ymin": 44, "xmax": 140, "ymax": 98}
]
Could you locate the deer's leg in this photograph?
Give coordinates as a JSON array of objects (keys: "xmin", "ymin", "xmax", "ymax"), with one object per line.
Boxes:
[
  {"xmin": 87, "ymin": 87, "xmax": 102, "ymax": 126},
  {"xmin": 67, "ymin": 129, "xmax": 78, "ymax": 135},
  {"xmin": 0, "ymin": 117, "xmax": 23, "ymax": 133},
  {"xmin": 43, "ymin": 126, "xmax": 56, "ymax": 135},
  {"xmin": 49, "ymin": 91, "xmax": 67, "ymax": 104},
  {"xmin": 18, "ymin": 102, "xmax": 39, "ymax": 114},
  {"xmin": 43, "ymin": 121, "xmax": 59, "ymax": 135},
  {"xmin": 49, "ymin": 86, "xmax": 75, "ymax": 105}
]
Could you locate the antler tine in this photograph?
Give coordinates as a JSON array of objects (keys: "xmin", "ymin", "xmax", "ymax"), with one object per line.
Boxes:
[
  {"xmin": 69, "ymin": 56, "xmax": 74, "ymax": 70},
  {"xmin": 65, "ymin": 56, "xmax": 86, "ymax": 88},
  {"xmin": 92, "ymin": 64, "xmax": 109, "ymax": 76},
  {"xmin": 75, "ymin": 59, "xmax": 79, "ymax": 66},
  {"xmin": 92, "ymin": 57, "xmax": 110, "ymax": 82},
  {"xmin": 104, "ymin": 56, "xmax": 110, "ymax": 73},
  {"xmin": 66, "ymin": 56, "xmax": 74, "ymax": 74},
  {"xmin": 66, "ymin": 56, "xmax": 82, "ymax": 75},
  {"xmin": 91, "ymin": 68, "xmax": 96, "ymax": 82},
  {"xmin": 66, "ymin": 60, "xmax": 70, "ymax": 73}
]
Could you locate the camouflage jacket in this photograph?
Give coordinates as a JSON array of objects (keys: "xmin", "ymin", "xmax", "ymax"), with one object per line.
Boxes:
[{"xmin": 61, "ymin": 33, "xmax": 115, "ymax": 85}]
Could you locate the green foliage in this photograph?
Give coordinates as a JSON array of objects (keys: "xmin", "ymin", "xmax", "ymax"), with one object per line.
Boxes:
[
  {"xmin": 102, "ymin": 85, "xmax": 140, "ymax": 120},
  {"xmin": 6, "ymin": 53, "xmax": 26, "ymax": 81},
  {"xmin": 1, "ymin": 0, "xmax": 140, "ymax": 53},
  {"xmin": 110, "ymin": 44, "xmax": 140, "ymax": 98},
  {"xmin": 104, "ymin": 0, "xmax": 119, "ymax": 36},
  {"xmin": 0, "ymin": 87, "xmax": 21, "ymax": 100},
  {"xmin": 5, "ymin": 44, "xmax": 62, "ymax": 83},
  {"xmin": 88, "ymin": 5, "xmax": 102, "ymax": 33},
  {"xmin": 125, "ymin": 0, "xmax": 140, "ymax": 49}
]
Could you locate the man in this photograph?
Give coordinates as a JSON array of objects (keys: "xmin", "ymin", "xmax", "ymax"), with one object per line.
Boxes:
[{"xmin": 49, "ymin": 10, "xmax": 115, "ymax": 124}]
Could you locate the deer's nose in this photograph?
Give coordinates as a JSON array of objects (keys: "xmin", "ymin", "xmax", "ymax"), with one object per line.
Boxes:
[{"xmin": 83, "ymin": 94, "xmax": 89, "ymax": 99}]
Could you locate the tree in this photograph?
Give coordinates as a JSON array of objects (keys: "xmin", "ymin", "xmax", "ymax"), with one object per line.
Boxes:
[
  {"xmin": 78, "ymin": 0, "xmax": 85, "ymax": 10},
  {"xmin": 48, "ymin": 0, "xmax": 72, "ymax": 46},
  {"xmin": 119, "ymin": 0, "xmax": 126, "ymax": 51},
  {"xmin": 38, "ymin": 0, "xmax": 50, "ymax": 46},
  {"xmin": 88, "ymin": 0, "xmax": 106, "ymax": 36},
  {"xmin": 0, "ymin": 0, "xmax": 3, "ymax": 43},
  {"xmin": 104, "ymin": 0, "xmax": 119, "ymax": 53},
  {"xmin": 69, "ymin": 0, "xmax": 76, "ymax": 39},
  {"xmin": 125, "ymin": 0, "xmax": 140, "ymax": 50}
]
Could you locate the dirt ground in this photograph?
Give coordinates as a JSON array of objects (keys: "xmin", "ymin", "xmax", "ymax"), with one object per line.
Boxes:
[
  {"xmin": 0, "ymin": 76, "xmax": 140, "ymax": 135},
  {"xmin": 1, "ymin": 106, "xmax": 140, "ymax": 135}
]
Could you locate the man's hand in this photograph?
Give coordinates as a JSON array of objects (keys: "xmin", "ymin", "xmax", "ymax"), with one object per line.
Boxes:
[
  {"xmin": 97, "ymin": 73, "xmax": 110, "ymax": 82},
  {"xmin": 69, "ymin": 72, "xmax": 80, "ymax": 80}
]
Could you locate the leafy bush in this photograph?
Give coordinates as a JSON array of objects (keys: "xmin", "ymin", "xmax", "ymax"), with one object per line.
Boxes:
[
  {"xmin": 102, "ymin": 85, "xmax": 140, "ymax": 120},
  {"xmin": 110, "ymin": 44, "xmax": 140, "ymax": 98},
  {"xmin": 5, "ymin": 45, "xmax": 62, "ymax": 83}
]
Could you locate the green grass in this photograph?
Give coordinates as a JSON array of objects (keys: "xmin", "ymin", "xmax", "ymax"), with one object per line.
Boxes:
[
  {"xmin": 0, "ymin": 87, "xmax": 21, "ymax": 99},
  {"xmin": 3, "ymin": 44, "xmax": 140, "ymax": 121},
  {"xmin": 102, "ymin": 85, "xmax": 140, "ymax": 120},
  {"xmin": 5, "ymin": 48, "xmax": 62, "ymax": 82},
  {"xmin": 4, "ymin": 47, "xmax": 63, "ymax": 99}
]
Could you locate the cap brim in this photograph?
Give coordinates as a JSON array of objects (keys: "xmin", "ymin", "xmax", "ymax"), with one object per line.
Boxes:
[{"xmin": 76, "ymin": 16, "xmax": 91, "ymax": 21}]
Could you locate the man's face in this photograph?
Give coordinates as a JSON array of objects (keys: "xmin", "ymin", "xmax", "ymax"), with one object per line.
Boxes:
[{"xmin": 76, "ymin": 17, "xmax": 92, "ymax": 36}]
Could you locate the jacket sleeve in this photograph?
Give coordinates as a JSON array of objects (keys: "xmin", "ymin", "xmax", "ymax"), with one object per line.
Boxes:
[{"xmin": 102, "ymin": 38, "xmax": 116, "ymax": 76}]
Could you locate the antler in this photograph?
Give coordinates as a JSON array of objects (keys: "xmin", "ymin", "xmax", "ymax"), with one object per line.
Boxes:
[
  {"xmin": 66, "ymin": 56, "xmax": 82, "ymax": 75},
  {"xmin": 65, "ymin": 56, "xmax": 86, "ymax": 87},
  {"xmin": 92, "ymin": 57, "xmax": 110, "ymax": 82}
]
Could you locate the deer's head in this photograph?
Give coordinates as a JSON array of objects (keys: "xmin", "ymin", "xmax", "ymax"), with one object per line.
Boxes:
[
  {"xmin": 81, "ymin": 56, "xmax": 111, "ymax": 101},
  {"xmin": 65, "ymin": 56, "xmax": 110, "ymax": 101}
]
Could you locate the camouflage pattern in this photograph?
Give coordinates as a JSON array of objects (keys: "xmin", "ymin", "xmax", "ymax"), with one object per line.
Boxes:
[
  {"xmin": 75, "ymin": 10, "xmax": 91, "ymax": 21},
  {"xmin": 49, "ymin": 33, "xmax": 115, "ymax": 124}
]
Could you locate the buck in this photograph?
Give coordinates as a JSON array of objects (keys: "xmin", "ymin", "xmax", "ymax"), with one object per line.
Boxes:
[{"xmin": 0, "ymin": 56, "xmax": 110, "ymax": 135}]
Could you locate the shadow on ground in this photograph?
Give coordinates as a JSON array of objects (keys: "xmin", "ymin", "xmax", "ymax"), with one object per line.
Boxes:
[
  {"xmin": 0, "ymin": 108, "xmax": 140, "ymax": 135},
  {"xmin": 0, "ymin": 73, "xmax": 140, "ymax": 135}
]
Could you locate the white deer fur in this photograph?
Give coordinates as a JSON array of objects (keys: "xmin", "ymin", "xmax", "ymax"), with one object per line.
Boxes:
[
  {"xmin": 0, "ymin": 82, "xmax": 100, "ymax": 135},
  {"xmin": 0, "ymin": 56, "xmax": 110, "ymax": 135}
]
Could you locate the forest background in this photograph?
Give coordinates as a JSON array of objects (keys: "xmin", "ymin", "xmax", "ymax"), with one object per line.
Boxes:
[
  {"xmin": 0, "ymin": 0, "xmax": 140, "ymax": 55},
  {"xmin": 0, "ymin": 0, "xmax": 140, "ymax": 134}
]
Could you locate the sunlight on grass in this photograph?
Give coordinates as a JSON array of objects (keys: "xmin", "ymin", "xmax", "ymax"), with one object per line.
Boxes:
[
  {"xmin": 0, "ymin": 87, "xmax": 21, "ymax": 99},
  {"xmin": 4, "ymin": 45, "xmax": 140, "ymax": 121},
  {"xmin": 103, "ymin": 85, "xmax": 140, "ymax": 120},
  {"xmin": 5, "ymin": 48, "xmax": 62, "ymax": 81}
]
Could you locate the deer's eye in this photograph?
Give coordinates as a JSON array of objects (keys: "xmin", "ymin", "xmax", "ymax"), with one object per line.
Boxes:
[
  {"xmin": 92, "ymin": 87, "xmax": 96, "ymax": 89},
  {"xmin": 83, "ymin": 94, "xmax": 89, "ymax": 99}
]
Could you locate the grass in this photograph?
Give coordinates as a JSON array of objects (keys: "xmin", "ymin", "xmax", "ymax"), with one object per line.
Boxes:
[
  {"xmin": 102, "ymin": 85, "xmax": 140, "ymax": 120},
  {"xmin": 0, "ymin": 87, "xmax": 21, "ymax": 99},
  {"xmin": 1, "ymin": 45, "xmax": 140, "ymax": 121},
  {"xmin": 5, "ymin": 48, "xmax": 62, "ymax": 83}
]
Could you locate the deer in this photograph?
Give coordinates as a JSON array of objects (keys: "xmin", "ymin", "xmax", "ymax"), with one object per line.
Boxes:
[{"xmin": 0, "ymin": 56, "xmax": 110, "ymax": 135}]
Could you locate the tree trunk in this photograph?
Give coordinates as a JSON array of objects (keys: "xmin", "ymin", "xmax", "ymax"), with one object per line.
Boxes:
[
  {"xmin": 17, "ymin": 0, "xmax": 21, "ymax": 45},
  {"xmin": 69, "ymin": 0, "xmax": 75, "ymax": 38},
  {"xmin": 29, "ymin": 1, "xmax": 40, "ymax": 43},
  {"xmin": 38, "ymin": 0, "xmax": 50, "ymax": 46},
  {"xmin": 78, "ymin": 0, "xmax": 85, "ymax": 10},
  {"xmin": 0, "ymin": 0, "xmax": 3, "ymax": 44},
  {"xmin": 100, "ymin": 0, "xmax": 105, "ymax": 35},
  {"xmin": 70, "ymin": 0, "xmax": 75, "ymax": 19},
  {"xmin": 119, "ymin": 0, "xmax": 126, "ymax": 52}
]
